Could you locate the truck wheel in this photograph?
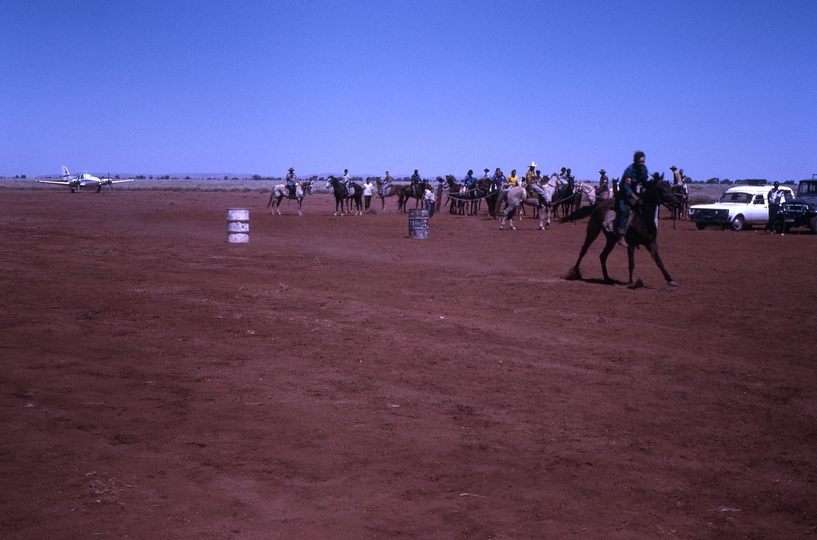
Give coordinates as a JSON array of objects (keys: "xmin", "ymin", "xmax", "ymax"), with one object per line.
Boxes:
[
  {"xmin": 731, "ymin": 215, "xmax": 744, "ymax": 231},
  {"xmin": 810, "ymin": 216, "xmax": 817, "ymax": 235}
]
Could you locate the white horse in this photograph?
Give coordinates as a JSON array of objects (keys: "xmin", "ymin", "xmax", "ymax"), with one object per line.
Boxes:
[
  {"xmin": 501, "ymin": 174, "xmax": 567, "ymax": 229},
  {"xmin": 495, "ymin": 184, "xmax": 549, "ymax": 230},
  {"xmin": 574, "ymin": 181, "xmax": 597, "ymax": 206},
  {"xmin": 267, "ymin": 179, "xmax": 313, "ymax": 216}
]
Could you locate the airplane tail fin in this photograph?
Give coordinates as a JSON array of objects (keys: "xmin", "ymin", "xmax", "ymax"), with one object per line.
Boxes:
[{"xmin": 61, "ymin": 166, "xmax": 72, "ymax": 180}]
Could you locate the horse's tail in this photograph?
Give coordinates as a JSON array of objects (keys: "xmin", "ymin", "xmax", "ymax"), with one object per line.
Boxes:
[{"xmin": 564, "ymin": 202, "xmax": 597, "ymax": 222}]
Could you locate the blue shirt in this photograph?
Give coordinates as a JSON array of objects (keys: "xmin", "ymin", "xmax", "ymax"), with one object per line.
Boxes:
[
  {"xmin": 621, "ymin": 163, "xmax": 649, "ymax": 198},
  {"xmin": 464, "ymin": 174, "xmax": 476, "ymax": 187}
]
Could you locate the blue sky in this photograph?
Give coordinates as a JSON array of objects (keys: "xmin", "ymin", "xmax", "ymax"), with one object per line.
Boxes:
[{"xmin": 2, "ymin": 0, "xmax": 815, "ymax": 180}]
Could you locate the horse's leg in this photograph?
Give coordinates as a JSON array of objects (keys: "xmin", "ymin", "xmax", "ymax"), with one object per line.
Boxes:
[
  {"xmin": 538, "ymin": 205, "xmax": 546, "ymax": 230},
  {"xmin": 569, "ymin": 225, "xmax": 600, "ymax": 279},
  {"xmin": 297, "ymin": 197, "xmax": 303, "ymax": 216},
  {"xmin": 599, "ymin": 233, "xmax": 617, "ymax": 283},
  {"xmin": 627, "ymin": 245, "xmax": 636, "ymax": 284},
  {"xmin": 645, "ymin": 242, "xmax": 676, "ymax": 286}
]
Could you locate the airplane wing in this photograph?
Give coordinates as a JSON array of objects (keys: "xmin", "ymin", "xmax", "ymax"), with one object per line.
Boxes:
[
  {"xmin": 36, "ymin": 180, "xmax": 72, "ymax": 185},
  {"xmin": 100, "ymin": 178, "xmax": 135, "ymax": 185}
]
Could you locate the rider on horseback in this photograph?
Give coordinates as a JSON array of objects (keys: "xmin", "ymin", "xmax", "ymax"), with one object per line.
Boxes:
[
  {"xmin": 491, "ymin": 168, "xmax": 506, "ymax": 191},
  {"xmin": 526, "ymin": 161, "xmax": 546, "ymax": 204},
  {"xmin": 508, "ymin": 169, "xmax": 519, "ymax": 187},
  {"xmin": 596, "ymin": 169, "xmax": 610, "ymax": 198},
  {"xmin": 615, "ymin": 151, "xmax": 650, "ymax": 248},
  {"xmin": 463, "ymin": 170, "xmax": 476, "ymax": 190},
  {"xmin": 382, "ymin": 171, "xmax": 393, "ymax": 197},
  {"xmin": 558, "ymin": 167, "xmax": 569, "ymax": 184},
  {"xmin": 670, "ymin": 166, "xmax": 688, "ymax": 219},
  {"xmin": 411, "ymin": 169, "xmax": 421, "ymax": 197},
  {"xmin": 286, "ymin": 167, "xmax": 298, "ymax": 199}
]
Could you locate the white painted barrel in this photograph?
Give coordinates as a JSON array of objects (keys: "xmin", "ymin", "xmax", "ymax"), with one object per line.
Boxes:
[{"xmin": 227, "ymin": 208, "xmax": 249, "ymax": 243}]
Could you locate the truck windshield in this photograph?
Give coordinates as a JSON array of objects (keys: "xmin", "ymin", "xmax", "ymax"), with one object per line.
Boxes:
[
  {"xmin": 797, "ymin": 182, "xmax": 817, "ymax": 197},
  {"xmin": 718, "ymin": 192, "xmax": 753, "ymax": 203}
]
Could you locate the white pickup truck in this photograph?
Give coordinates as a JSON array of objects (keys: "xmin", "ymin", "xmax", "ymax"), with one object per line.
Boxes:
[{"xmin": 688, "ymin": 185, "xmax": 793, "ymax": 231}]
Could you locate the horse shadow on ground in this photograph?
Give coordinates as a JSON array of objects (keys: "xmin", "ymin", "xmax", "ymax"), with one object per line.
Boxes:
[{"xmin": 562, "ymin": 274, "xmax": 648, "ymax": 289}]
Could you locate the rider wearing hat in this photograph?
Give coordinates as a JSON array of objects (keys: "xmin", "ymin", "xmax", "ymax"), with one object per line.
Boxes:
[
  {"xmin": 670, "ymin": 165, "xmax": 683, "ymax": 186},
  {"xmin": 526, "ymin": 161, "xmax": 546, "ymax": 204},
  {"xmin": 596, "ymin": 169, "xmax": 609, "ymax": 197},
  {"xmin": 286, "ymin": 167, "xmax": 298, "ymax": 198}
]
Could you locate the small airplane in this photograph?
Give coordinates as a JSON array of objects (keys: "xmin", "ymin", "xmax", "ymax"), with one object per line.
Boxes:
[{"xmin": 37, "ymin": 166, "xmax": 135, "ymax": 193}]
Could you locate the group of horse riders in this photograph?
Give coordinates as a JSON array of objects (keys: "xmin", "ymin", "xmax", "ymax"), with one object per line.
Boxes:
[
  {"xmin": 437, "ymin": 163, "xmax": 578, "ymax": 205},
  {"xmin": 283, "ymin": 156, "xmax": 689, "ymax": 225}
]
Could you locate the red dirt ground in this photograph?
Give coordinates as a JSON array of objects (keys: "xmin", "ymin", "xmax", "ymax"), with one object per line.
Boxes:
[{"xmin": 1, "ymin": 189, "xmax": 815, "ymax": 539}]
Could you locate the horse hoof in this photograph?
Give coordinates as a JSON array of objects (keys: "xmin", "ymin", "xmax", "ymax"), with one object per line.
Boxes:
[{"xmin": 668, "ymin": 280, "xmax": 677, "ymax": 287}]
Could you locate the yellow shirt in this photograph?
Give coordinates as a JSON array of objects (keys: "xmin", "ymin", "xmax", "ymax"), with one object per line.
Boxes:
[{"xmin": 508, "ymin": 174, "xmax": 518, "ymax": 187}]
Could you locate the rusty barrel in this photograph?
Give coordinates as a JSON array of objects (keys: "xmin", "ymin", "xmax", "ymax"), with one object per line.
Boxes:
[
  {"xmin": 408, "ymin": 208, "xmax": 429, "ymax": 239},
  {"xmin": 226, "ymin": 208, "xmax": 249, "ymax": 243}
]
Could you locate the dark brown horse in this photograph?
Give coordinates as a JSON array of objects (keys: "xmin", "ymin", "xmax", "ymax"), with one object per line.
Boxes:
[
  {"xmin": 563, "ymin": 173, "xmax": 681, "ymax": 286},
  {"xmin": 397, "ymin": 180, "xmax": 426, "ymax": 213}
]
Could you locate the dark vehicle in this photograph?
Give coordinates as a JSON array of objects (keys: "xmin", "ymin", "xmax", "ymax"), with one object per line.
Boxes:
[{"xmin": 781, "ymin": 178, "xmax": 817, "ymax": 234}]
